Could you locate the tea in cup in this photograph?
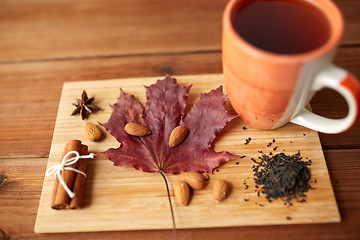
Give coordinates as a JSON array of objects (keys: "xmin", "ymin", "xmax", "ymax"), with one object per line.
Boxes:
[{"xmin": 222, "ymin": 0, "xmax": 360, "ymax": 133}]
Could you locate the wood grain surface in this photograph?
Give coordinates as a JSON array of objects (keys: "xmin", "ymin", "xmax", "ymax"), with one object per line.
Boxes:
[
  {"xmin": 35, "ymin": 74, "xmax": 339, "ymax": 233},
  {"xmin": 0, "ymin": 0, "xmax": 359, "ymax": 63},
  {"xmin": 0, "ymin": 0, "xmax": 359, "ymax": 239}
]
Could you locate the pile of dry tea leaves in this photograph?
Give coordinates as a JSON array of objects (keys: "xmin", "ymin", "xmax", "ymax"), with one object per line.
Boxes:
[{"xmin": 251, "ymin": 151, "xmax": 313, "ymax": 203}]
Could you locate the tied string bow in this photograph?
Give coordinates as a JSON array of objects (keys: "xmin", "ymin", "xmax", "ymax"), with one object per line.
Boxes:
[{"xmin": 46, "ymin": 150, "xmax": 94, "ymax": 198}]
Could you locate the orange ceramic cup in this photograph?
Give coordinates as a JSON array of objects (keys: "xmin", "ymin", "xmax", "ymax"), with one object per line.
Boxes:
[{"xmin": 222, "ymin": 0, "xmax": 360, "ymax": 133}]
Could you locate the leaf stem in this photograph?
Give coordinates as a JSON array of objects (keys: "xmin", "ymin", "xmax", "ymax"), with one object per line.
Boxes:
[{"xmin": 159, "ymin": 170, "xmax": 178, "ymax": 240}]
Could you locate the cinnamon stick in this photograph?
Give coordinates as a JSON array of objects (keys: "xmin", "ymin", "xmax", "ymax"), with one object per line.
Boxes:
[
  {"xmin": 69, "ymin": 144, "xmax": 88, "ymax": 209},
  {"xmin": 50, "ymin": 141, "xmax": 69, "ymax": 208},
  {"xmin": 51, "ymin": 139, "xmax": 82, "ymax": 210}
]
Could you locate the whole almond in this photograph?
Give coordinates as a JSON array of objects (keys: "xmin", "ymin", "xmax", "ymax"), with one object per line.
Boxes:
[
  {"xmin": 85, "ymin": 122, "xmax": 102, "ymax": 141},
  {"xmin": 178, "ymin": 172, "xmax": 205, "ymax": 190},
  {"xmin": 169, "ymin": 126, "xmax": 188, "ymax": 148},
  {"xmin": 125, "ymin": 123, "xmax": 151, "ymax": 137},
  {"xmin": 174, "ymin": 181, "xmax": 190, "ymax": 206},
  {"xmin": 213, "ymin": 179, "xmax": 229, "ymax": 202}
]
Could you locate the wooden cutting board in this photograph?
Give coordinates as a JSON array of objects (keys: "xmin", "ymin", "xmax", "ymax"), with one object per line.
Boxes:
[{"xmin": 35, "ymin": 74, "xmax": 340, "ymax": 233}]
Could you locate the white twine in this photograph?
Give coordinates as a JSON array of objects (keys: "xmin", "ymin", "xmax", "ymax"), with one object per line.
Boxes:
[{"xmin": 46, "ymin": 150, "xmax": 94, "ymax": 198}]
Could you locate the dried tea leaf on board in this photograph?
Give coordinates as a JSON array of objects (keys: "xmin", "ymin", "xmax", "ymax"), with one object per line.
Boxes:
[{"xmin": 101, "ymin": 75, "xmax": 237, "ymax": 174}]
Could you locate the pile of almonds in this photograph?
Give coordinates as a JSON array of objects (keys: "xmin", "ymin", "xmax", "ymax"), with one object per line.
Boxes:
[{"xmin": 174, "ymin": 172, "xmax": 230, "ymax": 206}]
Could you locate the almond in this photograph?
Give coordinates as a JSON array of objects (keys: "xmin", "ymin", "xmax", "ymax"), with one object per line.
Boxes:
[
  {"xmin": 125, "ymin": 123, "xmax": 151, "ymax": 137},
  {"xmin": 213, "ymin": 179, "xmax": 229, "ymax": 202},
  {"xmin": 84, "ymin": 122, "xmax": 102, "ymax": 142},
  {"xmin": 169, "ymin": 126, "xmax": 188, "ymax": 148},
  {"xmin": 174, "ymin": 181, "xmax": 190, "ymax": 206},
  {"xmin": 178, "ymin": 172, "xmax": 205, "ymax": 190}
]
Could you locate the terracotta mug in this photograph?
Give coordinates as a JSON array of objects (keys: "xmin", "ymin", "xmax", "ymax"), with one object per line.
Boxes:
[{"xmin": 222, "ymin": 0, "xmax": 360, "ymax": 133}]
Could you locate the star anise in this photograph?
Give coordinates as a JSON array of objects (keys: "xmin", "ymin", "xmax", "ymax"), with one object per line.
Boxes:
[{"xmin": 71, "ymin": 90, "xmax": 101, "ymax": 120}]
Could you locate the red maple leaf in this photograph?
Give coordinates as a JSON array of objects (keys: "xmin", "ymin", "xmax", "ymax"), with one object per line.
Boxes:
[{"xmin": 101, "ymin": 75, "xmax": 237, "ymax": 174}]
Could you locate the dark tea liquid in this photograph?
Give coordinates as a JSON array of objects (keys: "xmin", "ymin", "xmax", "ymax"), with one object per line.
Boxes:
[{"xmin": 233, "ymin": 0, "xmax": 331, "ymax": 54}]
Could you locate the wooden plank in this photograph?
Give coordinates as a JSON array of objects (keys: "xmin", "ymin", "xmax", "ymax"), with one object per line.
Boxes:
[
  {"xmin": 0, "ymin": 0, "xmax": 224, "ymax": 62},
  {"xmin": 1, "ymin": 149, "xmax": 359, "ymax": 239},
  {"xmin": 335, "ymin": 0, "xmax": 360, "ymax": 45},
  {"xmin": 1, "ymin": 48, "xmax": 359, "ymax": 158},
  {"xmin": 0, "ymin": 52, "xmax": 222, "ymax": 158},
  {"xmin": 34, "ymin": 74, "xmax": 340, "ymax": 233},
  {"xmin": 0, "ymin": 0, "xmax": 359, "ymax": 62},
  {"xmin": 0, "ymin": 158, "xmax": 44, "ymax": 236}
]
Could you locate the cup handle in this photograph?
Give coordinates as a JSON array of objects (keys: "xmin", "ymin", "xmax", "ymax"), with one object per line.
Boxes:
[{"xmin": 290, "ymin": 64, "xmax": 360, "ymax": 134}]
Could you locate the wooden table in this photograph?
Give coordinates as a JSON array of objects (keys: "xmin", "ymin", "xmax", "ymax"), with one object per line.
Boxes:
[{"xmin": 0, "ymin": 0, "xmax": 359, "ymax": 239}]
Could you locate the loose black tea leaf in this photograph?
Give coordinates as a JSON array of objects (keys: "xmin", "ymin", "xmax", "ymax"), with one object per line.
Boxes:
[
  {"xmin": 244, "ymin": 137, "xmax": 252, "ymax": 144},
  {"xmin": 252, "ymin": 151, "xmax": 313, "ymax": 203},
  {"xmin": 204, "ymin": 174, "xmax": 210, "ymax": 181}
]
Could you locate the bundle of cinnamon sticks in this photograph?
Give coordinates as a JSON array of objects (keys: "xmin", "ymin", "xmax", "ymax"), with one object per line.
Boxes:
[{"xmin": 51, "ymin": 139, "xmax": 89, "ymax": 210}]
